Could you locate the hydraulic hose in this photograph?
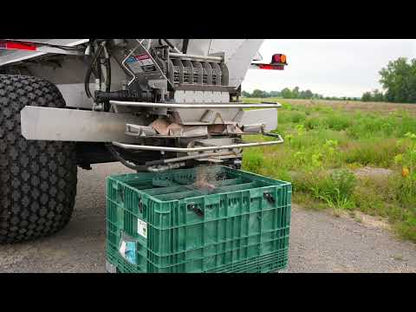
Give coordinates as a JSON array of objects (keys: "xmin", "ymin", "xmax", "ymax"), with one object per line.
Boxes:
[
  {"xmin": 105, "ymin": 143, "xmax": 147, "ymax": 171},
  {"xmin": 84, "ymin": 43, "xmax": 105, "ymax": 99},
  {"xmin": 182, "ymin": 39, "xmax": 189, "ymax": 54}
]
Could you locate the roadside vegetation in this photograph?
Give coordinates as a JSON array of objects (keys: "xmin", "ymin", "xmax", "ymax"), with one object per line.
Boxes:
[{"xmin": 242, "ymin": 98, "xmax": 416, "ymax": 242}]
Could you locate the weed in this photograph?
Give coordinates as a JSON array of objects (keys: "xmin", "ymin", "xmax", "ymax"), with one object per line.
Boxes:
[
  {"xmin": 295, "ymin": 169, "xmax": 356, "ymax": 210},
  {"xmin": 304, "ymin": 116, "xmax": 324, "ymax": 130},
  {"xmin": 241, "ymin": 98, "xmax": 416, "ymax": 242},
  {"xmin": 354, "ymin": 215, "xmax": 363, "ymax": 223},
  {"xmin": 242, "ymin": 148, "xmax": 264, "ymax": 174},
  {"xmin": 295, "ymin": 124, "xmax": 305, "ymax": 136},
  {"xmin": 324, "ymin": 113, "xmax": 352, "ymax": 131},
  {"xmin": 392, "ymin": 132, "xmax": 416, "ymax": 206},
  {"xmin": 332, "ymin": 208, "xmax": 342, "ymax": 217},
  {"xmin": 343, "ymin": 138, "xmax": 403, "ymax": 167}
]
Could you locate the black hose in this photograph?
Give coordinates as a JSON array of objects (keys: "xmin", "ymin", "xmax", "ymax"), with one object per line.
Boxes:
[
  {"xmin": 103, "ymin": 57, "xmax": 112, "ymax": 112},
  {"xmin": 84, "ymin": 43, "xmax": 104, "ymax": 99},
  {"xmin": 105, "ymin": 143, "xmax": 146, "ymax": 171},
  {"xmin": 182, "ymin": 39, "xmax": 189, "ymax": 54},
  {"xmin": 163, "ymin": 39, "xmax": 175, "ymax": 49},
  {"xmin": 161, "ymin": 39, "xmax": 181, "ymax": 53},
  {"xmin": 106, "ymin": 57, "xmax": 111, "ymax": 92}
]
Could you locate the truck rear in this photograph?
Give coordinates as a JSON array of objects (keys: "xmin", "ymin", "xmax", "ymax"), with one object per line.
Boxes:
[{"xmin": 0, "ymin": 39, "xmax": 287, "ymax": 243}]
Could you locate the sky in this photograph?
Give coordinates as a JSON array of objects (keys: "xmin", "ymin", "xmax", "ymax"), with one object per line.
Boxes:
[{"xmin": 242, "ymin": 39, "xmax": 416, "ymax": 98}]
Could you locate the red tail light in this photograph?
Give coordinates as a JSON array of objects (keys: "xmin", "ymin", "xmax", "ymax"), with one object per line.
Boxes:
[
  {"xmin": 272, "ymin": 54, "xmax": 281, "ymax": 63},
  {"xmin": 271, "ymin": 54, "xmax": 287, "ymax": 65},
  {"xmin": 259, "ymin": 64, "xmax": 284, "ymax": 70},
  {"xmin": 251, "ymin": 52, "xmax": 287, "ymax": 70},
  {"xmin": 0, "ymin": 41, "xmax": 37, "ymax": 51}
]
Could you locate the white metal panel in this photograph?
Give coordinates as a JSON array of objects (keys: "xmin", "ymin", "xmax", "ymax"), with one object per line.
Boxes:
[
  {"xmin": 56, "ymin": 83, "xmax": 94, "ymax": 109},
  {"xmin": 174, "ymin": 90, "xmax": 229, "ymax": 103},
  {"xmin": 20, "ymin": 106, "xmax": 145, "ymax": 143},
  {"xmin": 208, "ymin": 39, "xmax": 264, "ymax": 88},
  {"xmin": 239, "ymin": 108, "xmax": 278, "ymax": 131},
  {"xmin": 186, "ymin": 39, "xmax": 212, "ymax": 56}
]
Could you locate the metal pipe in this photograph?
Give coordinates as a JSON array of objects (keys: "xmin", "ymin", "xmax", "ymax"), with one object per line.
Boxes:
[
  {"xmin": 112, "ymin": 136, "xmax": 284, "ymax": 153},
  {"xmin": 110, "ymin": 100, "xmax": 282, "ymax": 109},
  {"xmin": 162, "ymin": 39, "xmax": 181, "ymax": 53},
  {"xmin": 169, "ymin": 52, "xmax": 223, "ymax": 62},
  {"xmin": 146, "ymin": 151, "xmax": 236, "ymax": 165},
  {"xmin": 147, "ymin": 162, "xmax": 186, "ymax": 172}
]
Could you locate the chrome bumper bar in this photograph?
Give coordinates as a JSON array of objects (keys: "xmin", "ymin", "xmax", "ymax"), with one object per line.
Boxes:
[
  {"xmin": 112, "ymin": 133, "xmax": 284, "ymax": 153},
  {"xmin": 110, "ymin": 100, "xmax": 282, "ymax": 109}
]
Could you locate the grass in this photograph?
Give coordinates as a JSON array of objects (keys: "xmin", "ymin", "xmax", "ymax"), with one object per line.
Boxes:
[{"xmin": 241, "ymin": 98, "xmax": 416, "ymax": 243}]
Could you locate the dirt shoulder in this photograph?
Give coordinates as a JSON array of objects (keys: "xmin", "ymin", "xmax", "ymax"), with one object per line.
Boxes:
[{"xmin": 288, "ymin": 205, "xmax": 416, "ymax": 272}]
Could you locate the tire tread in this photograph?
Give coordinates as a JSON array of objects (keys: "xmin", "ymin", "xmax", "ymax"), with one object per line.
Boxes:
[{"xmin": 0, "ymin": 74, "xmax": 77, "ymax": 243}]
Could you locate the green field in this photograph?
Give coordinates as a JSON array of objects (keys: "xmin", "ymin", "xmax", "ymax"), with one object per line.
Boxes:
[{"xmin": 242, "ymin": 98, "xmax": 416, "ymax": 242}]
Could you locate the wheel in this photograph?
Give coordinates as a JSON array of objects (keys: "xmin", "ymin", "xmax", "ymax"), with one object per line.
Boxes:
[{"xmin": 0, "ymin": 74, "xmax": 77, "ymax": 243}]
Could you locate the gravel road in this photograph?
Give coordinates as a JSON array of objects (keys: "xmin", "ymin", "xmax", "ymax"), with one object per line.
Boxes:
[{"xmin": 0, "ymin": 162, "xmax": 415, "ymax": 273}]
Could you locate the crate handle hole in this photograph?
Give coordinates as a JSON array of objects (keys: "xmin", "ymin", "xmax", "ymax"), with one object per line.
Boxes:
[
  {"xmin": 263, "ymin": 192, "xmax": 275, "ymax": 204},
  {"xmin": 117, "ymin": 188, "xmax": 125, "ymax": 203},
  {"xmin": 187, "ymin": 204, "xmax": 204, "ymax": 217}
]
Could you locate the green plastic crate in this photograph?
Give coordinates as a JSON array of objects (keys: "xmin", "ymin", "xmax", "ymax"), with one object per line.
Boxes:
[{"xmin": 105, "ymin": 165, "xmax": 291, "ymax": 273}]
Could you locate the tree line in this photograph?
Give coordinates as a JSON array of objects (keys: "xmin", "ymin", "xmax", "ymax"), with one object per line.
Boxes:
[
  {"xmin": 242, "ymin": 87, "xmax": 359, "ymax": 101},
  {"xmin": 361, "ymin": 57, "xmax": 416, "ymax": 103}
]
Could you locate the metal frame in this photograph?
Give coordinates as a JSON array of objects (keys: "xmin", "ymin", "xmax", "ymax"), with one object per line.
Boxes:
[
  {"xmin": 112, "ymin": 133, "xmax": 284, "ymax": 152},
  {"xmin": 19, "ymin": 105, "xmax": 279, "ymax": 142},
  {"xmin": 169, "ymin": 52, "xmax": 223, "ymax": 62},
  {"xmin": 110, "ymin": 100, "xmax": 282, "ymax": 109}
]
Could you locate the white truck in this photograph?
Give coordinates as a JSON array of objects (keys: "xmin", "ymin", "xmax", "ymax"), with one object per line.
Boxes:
[{"xmin": 0, "ymin": 39, "xmax": 287, "ymax": 243}]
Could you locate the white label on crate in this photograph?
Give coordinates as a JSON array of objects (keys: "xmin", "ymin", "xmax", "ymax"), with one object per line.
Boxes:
[
  {"xmin": 137, "ymin": 219, "xmax": 148, "ymax": 238},
  {"xmin": 119, "ymin": 240, "xmax": 127, "ymax": 255}
]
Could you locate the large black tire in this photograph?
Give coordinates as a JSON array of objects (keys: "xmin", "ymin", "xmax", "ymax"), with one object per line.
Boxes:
[{"xmin": 0, "ymin": 74, "xmax": 77, "ymax": 243}]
